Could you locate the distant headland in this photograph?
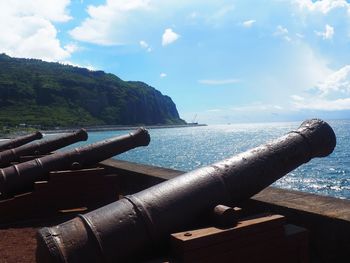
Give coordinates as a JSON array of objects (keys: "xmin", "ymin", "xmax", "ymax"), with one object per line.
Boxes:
[
  {"xmin": 41, "ymin": 123, "xmax": 207, "ymax": 134},
  {"xmin": 0, "ymin": 54, "xmax": 186, "ymax": 134}
]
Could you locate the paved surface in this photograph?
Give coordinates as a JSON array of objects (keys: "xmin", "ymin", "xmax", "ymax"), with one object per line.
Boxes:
[{"xmin": 0, "ymin": 227, "xmax": 37, "ymax": 263}]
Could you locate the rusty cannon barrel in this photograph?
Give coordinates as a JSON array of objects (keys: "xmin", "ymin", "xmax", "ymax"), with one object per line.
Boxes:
[
  {"xmin": 0, "ymin": 131, "xmax": 42, "ymax": 152},
  {"xmin": 36, "ymin": 119, "xmax": 336, "ymax": 263},
  {"xmin": 0, "ymin": 128, "xmax": 150, "ymax": 198},
  {"xmin": 0, "ymin": 129, "xmax": 88, "ymax": 168}
]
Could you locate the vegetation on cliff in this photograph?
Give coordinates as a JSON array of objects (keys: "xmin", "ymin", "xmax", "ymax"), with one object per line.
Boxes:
[{"xmin": 0, "ymin": 54, "xmax": 185, "ymax": 129}]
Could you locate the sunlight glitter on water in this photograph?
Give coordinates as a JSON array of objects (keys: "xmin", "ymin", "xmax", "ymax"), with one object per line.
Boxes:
[{"xmin": 63, "ymin": 120, "xmax": 350, "ymax": 200}]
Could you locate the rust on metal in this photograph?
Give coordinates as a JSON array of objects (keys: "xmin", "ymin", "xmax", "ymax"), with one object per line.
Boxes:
[
  {"xmin": 0, "ymin": 128, "xmax": 150, "ymax": 198},
  {"xmin": 36, "ymin": 119, "xmax": 336, "ymax": 263},
  {"xmin": 0, "ymin": 131, "xmax": 42, "ymax": 152},
  {"xmin": 0, "ymin": 129, "xmax": 88, "ymax": 168}
]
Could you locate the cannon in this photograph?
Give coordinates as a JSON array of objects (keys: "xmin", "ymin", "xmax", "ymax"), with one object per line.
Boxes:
[
  {"xmin": 0, "ymin": 128, "xmax": 150, "ymax": 198},
  {"xmin": 0, "ymin": 131, "xmax": 42, "ymax": 152},
  {"xmin": 0, "ymin": 129, "xmax": 88, "ymax": 167},
  {"xmin": 36, "ymin": 119, "xmax": 336, "ymax": 263}
]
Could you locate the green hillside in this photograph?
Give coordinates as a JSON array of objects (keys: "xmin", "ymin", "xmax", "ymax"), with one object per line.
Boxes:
[{"xmin": 0, "ymin": 54, "xmax": 185, "ymax": 129}]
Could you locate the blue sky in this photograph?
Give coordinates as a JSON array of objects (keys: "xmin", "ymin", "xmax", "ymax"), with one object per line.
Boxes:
[{"xmin": 1, "ymin": 0, "xmax": 350, "ymax": 123}]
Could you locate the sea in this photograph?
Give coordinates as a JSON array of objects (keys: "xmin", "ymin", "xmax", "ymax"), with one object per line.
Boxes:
[{"xmin": 59, "ymin": 119, "xmax": 349, "ymax": 200}]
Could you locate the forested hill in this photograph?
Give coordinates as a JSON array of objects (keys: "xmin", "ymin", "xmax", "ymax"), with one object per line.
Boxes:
[{"xmin": 0, "ymin": 54, "xmax": 185, "ymax": 128}]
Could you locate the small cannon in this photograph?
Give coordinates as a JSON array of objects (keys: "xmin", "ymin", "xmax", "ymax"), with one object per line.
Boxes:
[
  {"xmin": 36, "ymin": 119, "xmax": 336, "ymax": 263},
  {"xmin": 0, "ymin": 128, "xmax": 150, "ymax": 198},
  {"xmin": 0, "ymin": 131, "xmax": 42, "ymax": 152},
  {"xmin": 0, "ymin": 129, "xmax": 88, "ymax": 167}
]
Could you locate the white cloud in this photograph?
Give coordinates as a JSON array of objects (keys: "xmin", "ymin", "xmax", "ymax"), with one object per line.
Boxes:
[
  {"xmin": 254, "ymin": 43, "xmax": 333, "ymax": 112},
  {"xmin": 60, "ymin": 61, "xmax": 96, "ymax": 71},
  {"xmin": 64, "ymin": 43, "xmax": 79, "ymax": 53},
  {"xmin": 206, "ymin": 109, "xmax": 221, "ymax": 112},
  {"xmin": 162, "ymin": 28, "xmax": 180, "ymax": 46},
  {"xmin": 291, "ymin": 65, "xmax": 350, "ymax": 110},
  {"xmin": 274, "ymin": 25, "xmax": 289, "ymax": 36},
  {"xmin": 140, "ymin": 40, "xmax": 148, "ymax": 48},
  {"xmin": 188, "ymin": 11, "xmax": 198, "ymax": 20},
  {"xmin": 139, "ymin": 40, "xmax": 152, "ymax": 52},
  {"xmin": 208, "ymin": 4, "xmax": 235, "ymax": 21},
  {"xmin": 1, "ymin": 0, "xmax": 72, "ymax": 22},
  {"xmin": 0, "ymin": 0, "xmax": 73, "ymax": 61},
  {"xmin": 230, "ymin": 103, "xmax": 284, "ymax": 112},
  {"xmin": 317, "ymin": 65, "xmax": 350, "ymax": 96},
  {"xmin": 294, "ymin": 0, "xmax": 350, "ymax": 14},
  {"xmin": 183, "ymin": 103, "xmax": 287, "ymax": 124},
  {"xmin": 198, "ymin": 78, "xmax": 241, "ymax": 85},
  {"xmin": 70, "ymin": 1, "xmax": 239, "ymax": 46},
  {"xmin": 273, "ymin": 25, "xmax": 292, "ymax": 42},
  {"xmin": 242, "ymin": 20, "xmax": 256, "ymax": 28},
  {"xmin": 284, "ymin": 36, "xmax": 292, "ymax": 42},
  {"xmin": 316, "ymin": 24, "xmax": 334, "ymax": 40},
  {"xmin": 292, "ymin": 97, "xmax": 350, "ymax": 110},
  {"xmin": 70, "ymin": 0, "xmax": 152, "ymax": 45},
  {"xmin": 291, "ymin": 95, "xmax": 305, "ymax": 101},
  {"xmin": 160, "ymin": 73, "xmax": 167, "ymax": 78}
]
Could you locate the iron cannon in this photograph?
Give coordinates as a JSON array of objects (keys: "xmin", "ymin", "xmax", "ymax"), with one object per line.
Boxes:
[
  {"xmin": 0, "ymin": 131, "xmax": 42, "ymax": 152},
  {"xmin": 36, "ymin": 119, "xmax": 336, "ymax": 263},
  {"xmin": 0, "ymin": 129, "xmax": 88, "ymax": 167},
  {"xmin": 0, "ymin": 128, "xmax": 150, "ymax": 198}
]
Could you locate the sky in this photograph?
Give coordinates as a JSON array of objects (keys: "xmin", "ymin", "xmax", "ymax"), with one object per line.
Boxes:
[{"xmin": 1, "ymin": 0, "xmax": 350, "ymax": 124}]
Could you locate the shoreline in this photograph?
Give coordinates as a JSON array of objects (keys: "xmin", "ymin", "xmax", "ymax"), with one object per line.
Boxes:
[{"xmin": 40, "ymin": 123, "xmax": 207, "ymax": 134}]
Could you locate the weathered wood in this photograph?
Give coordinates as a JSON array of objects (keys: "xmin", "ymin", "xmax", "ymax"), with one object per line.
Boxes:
[
  {"xmin": 171, "ymin": 214, "xmax": 285, "ymax": 252},
  {"xmin": 284, "ymin": 224, "xmax": 309, "ymax": 263},
  {"xmin": 0, "ymin": 167, "xmax": 119, "ymax": 224},
  {"xmin": 170, "ymin": 214, "xmax": 308, "ymax": 263}
]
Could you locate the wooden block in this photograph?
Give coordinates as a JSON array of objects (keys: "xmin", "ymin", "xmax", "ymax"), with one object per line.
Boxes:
[
  {"xmin": 171, "ymin": 214, "xmax": 285, "ymax": 252},
  {"xmin": 48, "ymin": 167, "xmax": 106, "ymax": 182},
  {"xmin": 32, "ymin": 180, "xmax": 49, "ymax": 191},
  {"xmin": 0, "ymin": 167, "xmax": 119, "ymax": 224},
  {"xmin": 170, "ymin": 215, "xmax": 309, "ymax": 263},
  {"xmin": 284, "ymin": 224, "xmax": 309, "ymax": 263},
  {"xmin": 195, "ymin": 225, "xmax": 308, "ymax": 263}
]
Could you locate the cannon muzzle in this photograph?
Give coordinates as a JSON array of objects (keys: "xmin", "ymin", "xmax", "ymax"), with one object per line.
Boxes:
[
  {"xmin": 0, "ymin": 129, "xmax": 88, "ymax": 167},
  {"xmin": 0, "ymin": 128, "xmax": 150, "ymax": 198},
  {"xmin": 0, "ymin": 131, "xmax": 42, "ymax": 152},
  {"xmin": 36, "ymin": 119, "xmax": 336, "ymax": 263}
]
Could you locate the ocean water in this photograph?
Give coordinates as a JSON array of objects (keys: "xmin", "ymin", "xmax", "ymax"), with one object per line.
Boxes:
[{"xmin": 61, "ymin": 119, "xmax": 350, "ymax": 200}]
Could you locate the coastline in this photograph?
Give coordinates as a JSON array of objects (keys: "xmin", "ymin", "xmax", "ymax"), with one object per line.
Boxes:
[{"xmin": 40, "ymin": 123, "xmax": 207, "ymax": 134}]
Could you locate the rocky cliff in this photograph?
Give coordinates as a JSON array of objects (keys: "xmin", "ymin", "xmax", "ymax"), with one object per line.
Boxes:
[{"xmin": 0, "ymin": 54, "xmax": 185, "ymax": 128}]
